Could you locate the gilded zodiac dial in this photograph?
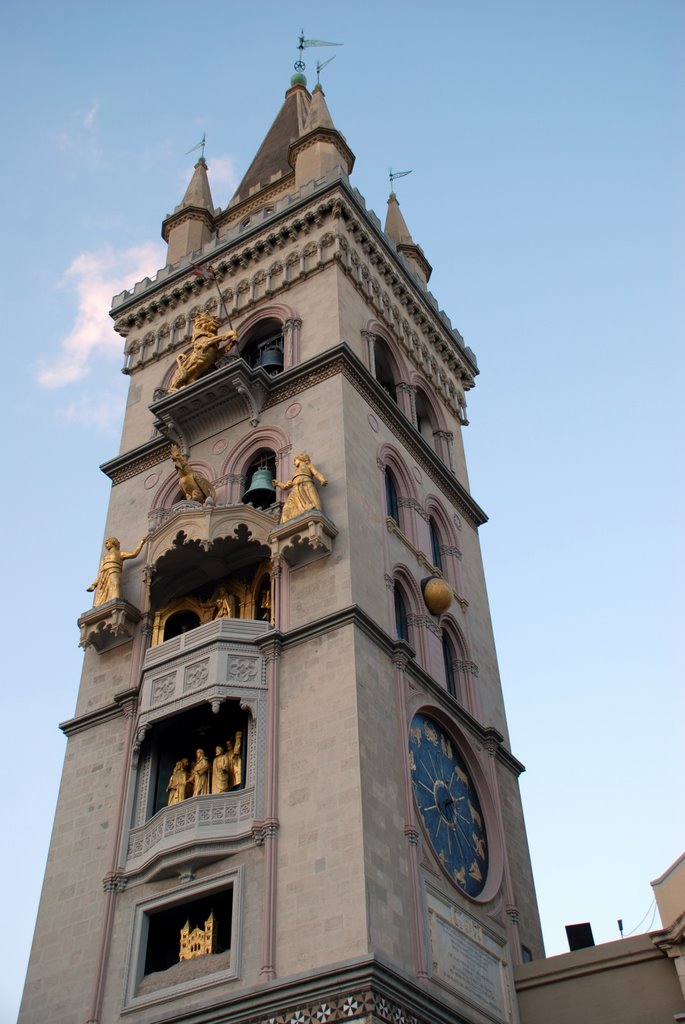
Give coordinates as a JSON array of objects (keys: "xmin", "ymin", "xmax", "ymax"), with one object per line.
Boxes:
[{"xmin": 409, "ymin": 713, "xmax": 488, "ymax": 897}]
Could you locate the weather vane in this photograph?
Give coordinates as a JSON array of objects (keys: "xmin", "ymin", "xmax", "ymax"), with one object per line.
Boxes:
[
  {"xmin": 186, "ymin": 133, "xmax": 207, "ymax": 160},
  {"xmin": 389, "ymin": 167, "xmax": 413, "ymax": 193},
  {"xmin": 316, "ymin": 55, "xmax": 336, "ymax": 85},
  {"xmin": 295, "ymin": 31, "xmax": 342, "ymax": 74}
]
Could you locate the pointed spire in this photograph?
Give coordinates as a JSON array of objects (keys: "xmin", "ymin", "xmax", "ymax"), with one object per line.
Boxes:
[
  {"xmin": 303, "ymin": 84, "xmax": 335, "ymax": 132},
  {"xmin": 162, "ymin": 159, "xmax": 217, "ymax": 266},
  {"xmin": 228, "ymin": 83, "xmax": 311, "ymax": 208},
  {"xmin": 384, "ymin": 192, "xmax": 414, "ymax": 247},
  {"xmin": 289, "ymin": 84, "xmax": 354, "ymax": 188},
  {"xmin": 180, "ymin": 157, "xmax": 214, "ymax": 213},
  {"xmin": 384, "ymin": 192, "xmax": 432, "ymax": 285}
]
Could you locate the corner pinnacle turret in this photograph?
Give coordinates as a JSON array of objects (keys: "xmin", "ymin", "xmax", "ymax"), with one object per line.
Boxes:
[
  {"xmin": 384, "ymin": 191, "xmax": 432, "ymax": 285},
  {"xmin": 162, "ymin": 158, "xmax": 217, "ymax": 266},
  {"xmin": 288, "ymin": 83, "xmax": 354, "ymax": 188}
]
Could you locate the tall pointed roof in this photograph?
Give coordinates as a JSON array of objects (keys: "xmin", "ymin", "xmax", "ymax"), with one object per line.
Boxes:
[
  {"xmin": 384, "ymin": 192, "xmax": 414, "ymax": 246},
  {"xmin": 179, "ymin": 157, "xmax": 214, "ymax": 213},
  {"xmin": 161, "ymin": 157, "xmax": 216, "ymax": 263},
  {"xmin": 302, "ymin": 83, "xmax": 335, "ymax": 132},
  {"xmin": 384, "ymin": 192, "xmax": 432, "ymax": 284},
  {"xmin": 230, "ymin": 83, "xmax": 311, "ymax": 205}
]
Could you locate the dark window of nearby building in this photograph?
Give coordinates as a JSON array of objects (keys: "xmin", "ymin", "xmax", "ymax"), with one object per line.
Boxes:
[{"xmin": 521, "ymin": 945, "xmax": 533, "ymax": 963}]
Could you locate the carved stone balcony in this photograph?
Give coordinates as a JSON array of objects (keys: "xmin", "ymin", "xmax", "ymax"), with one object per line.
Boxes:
[
  {"xmin": 150, "ymin": 358, "xmax": 273, "ymax": 449},
  {"xmin": 126, "ymin": 789, "xmax": 256, "ymax": 878},
  {"xmin": 137, "ymin": 617, "xmax": 271, "ymax": 740}
]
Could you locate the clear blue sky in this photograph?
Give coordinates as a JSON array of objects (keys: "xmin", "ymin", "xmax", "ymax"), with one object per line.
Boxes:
[{"xmin": 1, "ymin": 2, "xmax": 682, "ymax": 1019}]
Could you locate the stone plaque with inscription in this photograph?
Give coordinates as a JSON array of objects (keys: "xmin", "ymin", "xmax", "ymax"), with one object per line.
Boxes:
[{"xmin": 429, "ymin": 910, "xmax": 508, "ymax": 1021}]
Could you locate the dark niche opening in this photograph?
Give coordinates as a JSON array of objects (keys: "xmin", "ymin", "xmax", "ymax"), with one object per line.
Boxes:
[
  {"xmin": 146, "ymin": 701, "xmax": 248, "ymax": 818},
  {"xmin": 143, "ymin": 887, "xmax": 233, "ymax": 977}
]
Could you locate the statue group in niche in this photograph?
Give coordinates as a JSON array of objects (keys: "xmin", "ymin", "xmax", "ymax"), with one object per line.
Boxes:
[
  {"xmin": 167, "ymin": 312, "xmax": 237, "ymax": 393},
  {"xmin": 273, "ymin": 452, "xmax": 327, "ymax": 523},
  {"xmin": 87, "ymin": 535, "xmax": 148, "ymax": 607},
  {"xmin": 166, "ymin": 732, "xmax": 243, "ymax": 806}
]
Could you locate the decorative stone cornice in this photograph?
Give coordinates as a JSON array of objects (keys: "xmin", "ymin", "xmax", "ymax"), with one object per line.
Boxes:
[
  {"xmin": 110, "ymin": 174, "xmax": 477, "ymax": 396},
  {"xmin": 102, "ymin": 343, "xmax": 488, "ymax": 531},
  {"xmin": 100, "ymin": 436, "xmax": 170, "ymax": 486}
]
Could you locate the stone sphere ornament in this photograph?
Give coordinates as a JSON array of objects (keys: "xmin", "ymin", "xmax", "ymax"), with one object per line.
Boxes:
[{"xmin": 421, "ymin": 575, "xmax": 452, "ymax": 615}]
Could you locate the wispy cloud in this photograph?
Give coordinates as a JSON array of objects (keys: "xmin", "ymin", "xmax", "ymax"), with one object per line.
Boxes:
[
  {"xmin": 37, "ymin": 242, "xmax": 165, "ymax": 389},
  {"xmin": 82, "ymin": 99, "xmax": 100, "ymax": 129},
  {"xmin": 57, "ymin": 394, "xmax": 125, "ymax": 435},
  {"xmin": 178, "ymin": 152, "xmax": 239, "ymax": 197},
  {"xmin": 208, "ymin": 153, "xmax": 239, "ymax": 192}
]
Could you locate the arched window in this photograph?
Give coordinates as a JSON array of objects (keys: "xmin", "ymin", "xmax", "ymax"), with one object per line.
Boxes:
[
  {"xmin": 164, "ymin": 610, "xmax": 202, "ymax": 642},
  {"xmin": 385, "ymin": 469, "xmax": 400, "ymax": 524},
  {"xmin": 242, "ymin": 449, "xmax": 277, "ymax": 510},
  {"xmin": 374, "ymin": 340, "xmax": 399, "ymax": 404},
  {"xmin": 240, "ymin": 317, "xmax": 284, "ymax": 375},
  {"xmin": 429, "ymin": 517, "xmax": 443, "ymax": 573},
  {"xmin": 415, "ymin": 389, "xmax": 438, "ymax": 449},
  {"xmin": 394, "ymin": 587, "xmax": 409, "ymax": 642},
  {"xmin": 442, "ymin": 634, "xmax": 457, "ymax": 698}
]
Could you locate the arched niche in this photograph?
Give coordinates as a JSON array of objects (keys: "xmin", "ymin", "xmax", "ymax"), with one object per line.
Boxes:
[
  {"xmin": 147, "ymin": 506, "xmax": 275, "ymax": 642},
  {"xmin": 236, "ymin": 303, "xmax": 300, "ymax": 371}
]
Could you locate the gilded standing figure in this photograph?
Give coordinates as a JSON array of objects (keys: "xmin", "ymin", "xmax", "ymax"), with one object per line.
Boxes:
[
  {"xmin": 273, "ymin": 453, "xmax": 327, "ymax": 523},
  {"xmin": 87, "ymin": 535, "xmax": 147, "ymax": 607},
  {"xmin": 190, "ymin": 749, "xmax": 210, "ymax": 796}
]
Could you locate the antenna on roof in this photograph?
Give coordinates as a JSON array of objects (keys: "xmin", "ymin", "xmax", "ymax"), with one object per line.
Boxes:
[
  {"xmin": 316, "ymin": 55, "xmax": 336, "ymax": 85},
  {"xmin": 389, "ymin": 168, "xmax": 412, "ymax": 195},
  {"xmin": 186, "ymin": 133, "xmax": 207, "ymax": 160},
  {"xmin": 295, "ymin": 30, "xmax": 342, "ymax": 74}
]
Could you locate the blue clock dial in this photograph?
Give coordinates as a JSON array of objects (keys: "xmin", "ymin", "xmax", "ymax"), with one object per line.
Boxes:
[{"xmin": 409, "ymin": 713, "xmax": 488, "ymax": 897}]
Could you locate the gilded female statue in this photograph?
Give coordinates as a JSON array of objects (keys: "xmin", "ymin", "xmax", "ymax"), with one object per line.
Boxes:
[
  {"xmin": 87, "ymin": 535, "xmax": 147, "ymax": 607},
  {"xmin": 273, "ymin": 453, "xmax": 327, "ymax": 523}
]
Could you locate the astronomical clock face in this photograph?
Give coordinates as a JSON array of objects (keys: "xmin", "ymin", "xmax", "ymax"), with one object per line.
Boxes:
[{"xmin": 409, "ymin": 713, "xmax": 488, "ymax": 897}]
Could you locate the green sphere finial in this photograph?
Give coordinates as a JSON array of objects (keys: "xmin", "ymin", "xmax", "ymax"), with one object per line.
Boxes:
[{"xmin": 290, "ymin": 71, "xmax": 307, "ymax": 87}]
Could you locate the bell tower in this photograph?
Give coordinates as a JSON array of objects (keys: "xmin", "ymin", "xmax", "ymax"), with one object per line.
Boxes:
[{"xmin": 20, "ymin": 72, "xmax": 543, "ymax": 1024}]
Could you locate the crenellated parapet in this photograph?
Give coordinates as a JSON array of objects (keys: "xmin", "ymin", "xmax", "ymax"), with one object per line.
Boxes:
[{"xmin": 111, "ymin": 174, "xmax": 477, "ymax": 416}]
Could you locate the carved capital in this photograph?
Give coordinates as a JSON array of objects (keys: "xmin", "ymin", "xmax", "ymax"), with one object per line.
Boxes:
[
  {"xmin": 404, "ymin": 825, "xmax": 420, "ymax": 845},
  {"xmin": 102, "ymin": 872, "xmax": 127, "ymax": 893},
  {"xmin": 506, "ymin": 903, "xmax": 520, "ymax": 924},
  {"xmin": 252, "ymin": 819, "xmax": 280, "ymax": 845}
]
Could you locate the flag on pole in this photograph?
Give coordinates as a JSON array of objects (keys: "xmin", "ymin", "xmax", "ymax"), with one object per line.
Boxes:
[{"xmin": 190, "ymin": 262, "xmax": 216, "ymax": 282}]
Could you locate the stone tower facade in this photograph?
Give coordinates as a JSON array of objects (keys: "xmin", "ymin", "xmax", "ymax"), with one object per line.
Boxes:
[{"xmin": 20, "ymin": 77, "xmax": 543, "ymax": 1024}]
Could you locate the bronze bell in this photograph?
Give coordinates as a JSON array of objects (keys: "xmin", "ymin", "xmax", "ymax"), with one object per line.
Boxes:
[
  {"xmin": 258, "ymin": 346, "xmax": 284, "ymax": 373},
  {"xmin": 242, "ymin": 466, "xmax": 276, "ymax": 508}
]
